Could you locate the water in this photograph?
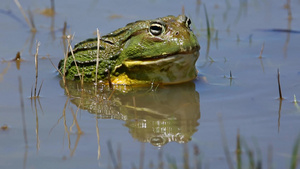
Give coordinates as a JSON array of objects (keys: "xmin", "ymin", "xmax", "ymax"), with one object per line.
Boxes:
[{"xmin": 1, "ymin": 0, "xmax": 300, "ymax": 168}]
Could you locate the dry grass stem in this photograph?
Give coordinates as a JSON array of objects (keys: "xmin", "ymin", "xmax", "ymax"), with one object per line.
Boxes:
[
  {"xmin": 59, "ymin": 36, "xmax": 71, "ymax": 95},
  {"xmin": 14, "ymin": 0, "xmax": 36, "ymax": 32},
  {"xmin": 63, "ymin": 38, "xmax": 69, "ymax": 79},
  {"xmin": 285, "ymin": 0, "xmax": 293, "ymax": 21},
  {"xmin": 34, "ymin": 41, "xmax": 41, "ymax": 97},
  {"xmin": 95, "ymin": 28, "xmax": 101, "ymax": 86},
  {"xmin": 47, "ymin": 55, "xmax": 62, "ymax": 76},
  {"xmin": 182, "ymin": 5, "xmax": 185, "ymax": 15},
  {"xmin": 37, "ymin": 80, "xmax": 44, "ymax": 97},
  {"xmin": 67, "ymin": 35, "xmax": 82, "ymax": 82},
  {"xmin": 62, "ymin": 21, "xmax": 67, "ymax": 38},
  {"xmin": 277, "ymin": 69, "xmax": 283, "ymax": 100},
  {"xmin": 47, "ymin": 55, "xmax": 70, "ymax": 95},
  {"xmin": 259, "ymin": 42, "xmax": 265, "ymax": 59}
]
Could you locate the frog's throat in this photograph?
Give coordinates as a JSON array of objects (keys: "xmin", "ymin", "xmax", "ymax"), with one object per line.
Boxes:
[{"xmin": 112, "ymin": 51, "xmax": 199, "ymax": 85}]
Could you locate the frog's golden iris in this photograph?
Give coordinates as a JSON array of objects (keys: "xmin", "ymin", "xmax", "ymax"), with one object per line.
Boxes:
[{"xmin": 58, "ymin": 15, "xmax": 200, "ymax": 85}]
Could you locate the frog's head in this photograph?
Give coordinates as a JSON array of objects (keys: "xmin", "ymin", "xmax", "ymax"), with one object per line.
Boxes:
[{"xmin": 115, "ymin": 15, "xmax": 200, "ymax": 85}]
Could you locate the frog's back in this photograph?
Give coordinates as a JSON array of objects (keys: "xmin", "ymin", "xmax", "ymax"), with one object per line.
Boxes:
[
  {"xmin": 58, "ymin": 19, "xmax": 150, "ymax": 82},
  {"xmin": 58, "ymin": 15, "xmax": 200, "ymax": 84},
  {"xmin": 58, "ymin": 36, "xmax": 121, "ymax": 82}
]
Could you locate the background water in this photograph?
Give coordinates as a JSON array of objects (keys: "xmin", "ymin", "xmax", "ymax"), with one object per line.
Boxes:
[{"xmin": 1, "ymin": 0, "xmax": 300, "ymax": 168}]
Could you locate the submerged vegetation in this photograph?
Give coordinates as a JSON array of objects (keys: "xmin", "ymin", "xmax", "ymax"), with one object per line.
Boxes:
[{"xmin": 105, "ymin": 132, "xmax": 300, "ymax": 169}]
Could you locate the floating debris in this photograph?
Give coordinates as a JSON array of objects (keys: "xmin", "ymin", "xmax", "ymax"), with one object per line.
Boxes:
[{"xmin": 1, "ymin": 124, "xmax": 8, "ymax": 131}]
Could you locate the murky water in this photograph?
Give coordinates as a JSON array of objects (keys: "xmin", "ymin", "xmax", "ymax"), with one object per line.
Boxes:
[{"xmin": 1, "ymin": 0, "xmax": 300, "ymax": 168}]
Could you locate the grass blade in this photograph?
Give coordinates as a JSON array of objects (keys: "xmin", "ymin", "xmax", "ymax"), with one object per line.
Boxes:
[
  {"xmin": 203, "ymin": 4, "xmax": 211, "ymax": 39},
  {"xmin": 277, "ymin": 69, "xmax": 283, "ymax": 100},
  {"xmin": 218, "ymin": 115, "xmax": 235, "ymax": 169},
  {"xmin": 290, "ymin": 135, "xmax": 300, "ymax": 169},
  {"xmin": 95, "ymin": 28, "xmax": 100, "ymax": 85}
]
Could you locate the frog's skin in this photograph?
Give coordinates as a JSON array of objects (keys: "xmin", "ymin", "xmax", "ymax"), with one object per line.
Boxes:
[{"xmin": 58, "ymin": 15, "xmax": 200, "ymax": 85}]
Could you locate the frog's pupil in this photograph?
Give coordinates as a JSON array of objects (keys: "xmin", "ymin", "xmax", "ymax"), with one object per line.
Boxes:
[{"xmin": 150, "ymin": 24, "xmax": 163, "ymax": 36}]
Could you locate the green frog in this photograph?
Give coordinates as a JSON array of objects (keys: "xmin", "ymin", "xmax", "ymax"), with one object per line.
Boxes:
[{"xmin": 58, "ymin": 15, "xmax": 200, "ymax": 85}]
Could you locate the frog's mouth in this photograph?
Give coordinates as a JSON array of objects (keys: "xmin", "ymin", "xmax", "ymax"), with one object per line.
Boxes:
[
  {"xmin": 126, "ymin": 48, "xmax": 200, "ymax": 62},
  {"xmin": 118, "ymin": 50, "xmax": 200, "ymax": 84}
]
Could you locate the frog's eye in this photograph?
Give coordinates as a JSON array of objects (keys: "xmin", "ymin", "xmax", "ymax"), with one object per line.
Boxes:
[
  {"xmin": 185, "ymin": 17, "xmax": 191, "ymax": 29},
  {"xmin": 150, "ymin": 22, "xmax": 165, "ymax": 36}
]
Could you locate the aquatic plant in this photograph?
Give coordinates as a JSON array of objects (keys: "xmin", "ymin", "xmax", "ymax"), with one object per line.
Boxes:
[
  {"xmin": 31, "ymin": 41, "xmax": 43, "ymax": 98},
  {"xmin": 203, "ymin": 4, "xmax": 211, "ymax": 39},
  {"xmin": 14, "ymin": 0, "xmax": 36, "ymax": 32},
  {"xmin": 104, "ymin": 130, "xmax": 300, "ymax": 169},
  {"xmin": 277, "ymin": 69, "xmax": 283, "ymax": 100}
]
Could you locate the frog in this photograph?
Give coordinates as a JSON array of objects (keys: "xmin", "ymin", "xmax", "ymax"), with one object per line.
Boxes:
[{"xmin": 58, "ymin": 15, "xmax": 200, "ymax": 85}]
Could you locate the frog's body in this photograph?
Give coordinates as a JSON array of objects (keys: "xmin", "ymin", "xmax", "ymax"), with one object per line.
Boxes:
[{"xmin": 58, "ymin": 15, "xmax": 200, "ymax": 85}]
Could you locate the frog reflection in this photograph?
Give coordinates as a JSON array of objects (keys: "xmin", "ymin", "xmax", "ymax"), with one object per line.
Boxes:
[{"xmin": 61, "ymin": 81, "xmax": 200, "ymax": 147}]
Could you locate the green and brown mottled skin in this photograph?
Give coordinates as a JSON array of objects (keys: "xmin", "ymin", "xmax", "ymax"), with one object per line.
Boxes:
[{"xmin": 58, "ymin": 15, "xmax": 200, "ymax": 85}]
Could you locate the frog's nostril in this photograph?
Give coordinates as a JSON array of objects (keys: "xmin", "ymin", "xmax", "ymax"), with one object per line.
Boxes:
[{"xmin": 175, "ymin": 31, "xmax": 179, "ymax": 36}]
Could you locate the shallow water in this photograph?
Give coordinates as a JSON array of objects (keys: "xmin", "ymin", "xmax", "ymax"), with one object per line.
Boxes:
[{"xmin": 1, "ymin": 0, "xmax": 300, "ymax": 168}]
